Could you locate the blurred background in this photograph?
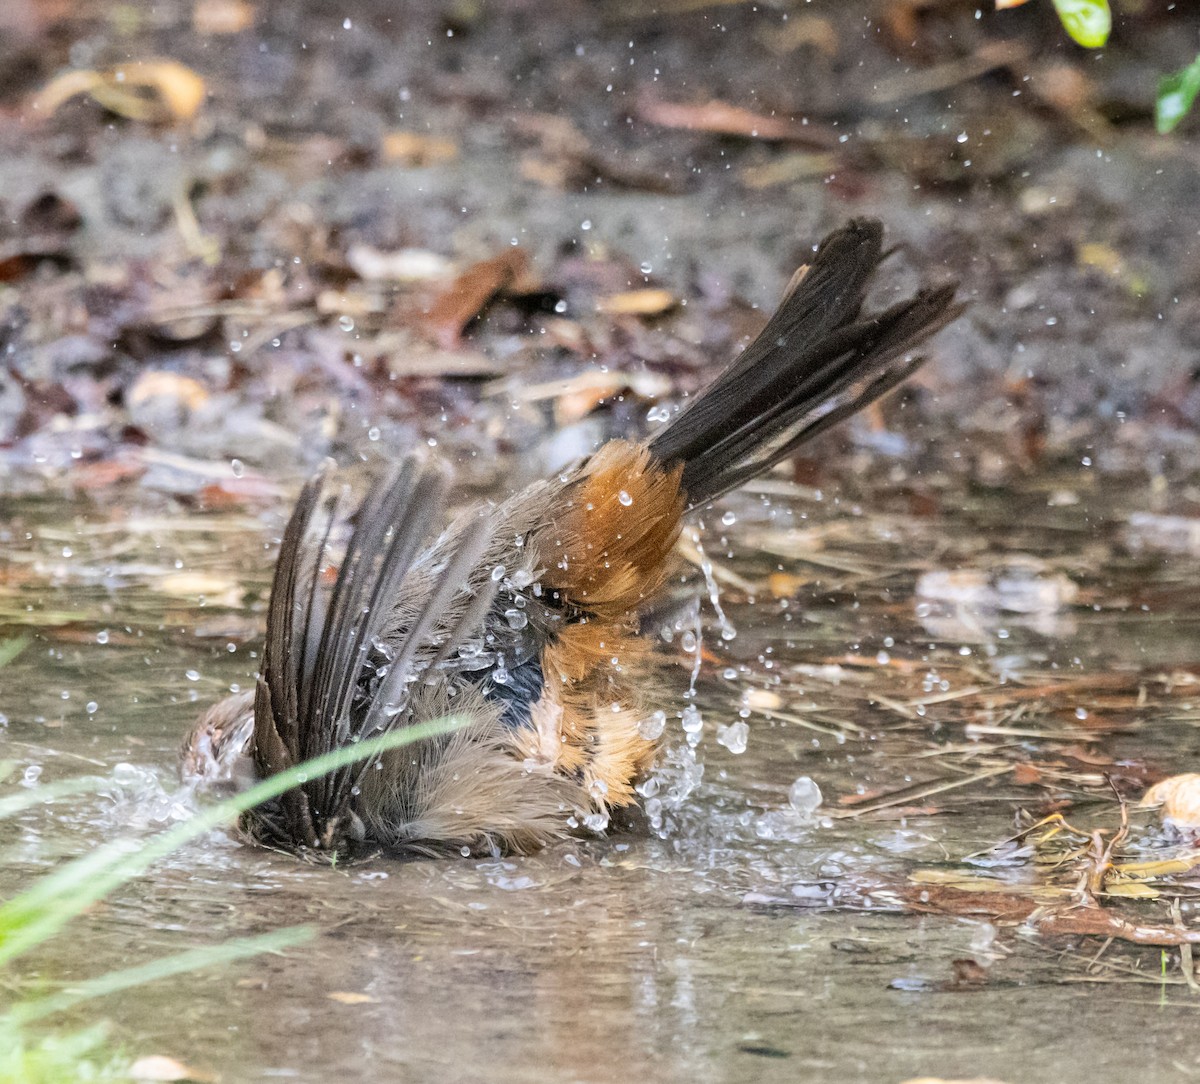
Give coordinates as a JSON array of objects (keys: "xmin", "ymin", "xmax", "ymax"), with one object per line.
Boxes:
[{"xmin": 1, "ymin": 0, "xmax": 1198, "ymax": 493}]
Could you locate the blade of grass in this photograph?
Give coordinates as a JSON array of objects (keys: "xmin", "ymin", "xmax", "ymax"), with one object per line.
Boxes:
[
  {"xmin": 0, "ymin": 635, "xmax": 32, "ymax": 670},
  {"xmin": 1157, "ymin": 53, "xmax": 1200, "ymax": 135},
  {"xmin": 0, "ymin": 714, "xmax": 466, "ymax": 966},
  {"xmin": 0, "ymin": 776, "xmax": 109, "ymax": 821},
  {"xmin": 10, "ymin": 926, "xmax": 313, "ymax": 1024}
]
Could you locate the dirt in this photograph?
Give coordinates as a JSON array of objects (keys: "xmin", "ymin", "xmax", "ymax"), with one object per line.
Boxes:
[
  {"xmin": 1, "ymin": 0, "xmax": 1199, "ymax": 500},
  {"xmin": 7, "ymin": 5, "xmax": 1200, "ymax": 1078}
]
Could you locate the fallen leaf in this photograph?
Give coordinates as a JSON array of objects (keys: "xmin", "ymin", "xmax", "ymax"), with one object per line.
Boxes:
[
  {"xmin": 757, "ymin": 14, "xmax": 838, "ymax": 56},
  {"xmin": 767, "ymin": 571, "xmax": 810, "ymax": 597},
  {"xmin": 901, "ymin": 1078, "xmax": 1014, "ymax": 1084},
  {"xmin": 636, "ymin": 95, "xmax": 839, "ymax": 148},
  {"xmin": 315, "ymin": 288, "xmax": 379, "ymax": 319},
  {"xmin": 1077, "ymin": 241, "xmax": 1123, "ymax": 277},
  {"xmin": 157, "ymin": 571, "xmax": 243, "ymax": 604},
  {"xmin": 30, "ymin": 60, "xmax": 206, "ymax": 123},
  {"xmin": 1103, "ymin": 881, "xmax": 1161, "ymax": 900},
  {"xmin": 127, "ymin": 371, "xmax": 210, "ymax": 412},
  {"xmin": 381, "ymin": 130, "xmax": 458, "ymax": 166},
  {"xmin": 424, "ymin": 250, "xmax": 536, "ymax": 348},
  {"xmin": 1140, "ymin": 773, "xmax": 1200, "ymax": 828},
  {"xmin": 192, "ymin": 0, "xmax": 254, "ymax": 33},
  {"xmin": 1011, "ymin": 762, "xmax": 1043, "ymax": 786},
  {"xmin": 347, "ymin": 244, "xmax": 452, "ymax": 283},
  {"xmin": 596, "ymin": 288, "xmax": 676, "ymax": 316},
  {"xmin": 327, "ymin": 991, "xmax": 378, "ymax": 1005}
]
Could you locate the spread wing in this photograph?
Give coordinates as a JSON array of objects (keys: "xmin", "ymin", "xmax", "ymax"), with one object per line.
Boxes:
[{"xmin": 245, "ymin": 462, "xmax": 499, "ymax": 853}]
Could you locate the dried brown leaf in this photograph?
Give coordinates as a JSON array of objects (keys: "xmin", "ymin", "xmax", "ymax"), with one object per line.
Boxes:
[
  {"xmin": 636, "ymin": 96, "xmax": 839, "ymax": 148},
  {"xmin": 327, "ymin": 991, "xmax": 378, "ymax": 1005},
  {"xmin": 423, "ymin": 250, "xmax": 536, "ymax": 348},
  {"xmin": 30, "ymin": 60, "xmax": 206, "ymax": 123},
  {"xmin": 1140, "ymin": 773, "xmax": 1200, "ymax": 828},
  {"xmin": 192, "ymin": 0, "xmax": 254, "ymax": 34},
  {"xmin": 596, "ymin": 288, "xmax": 676, "ymax": 316},
  {"xmin": 381, "ymin": 130, "xmax": 458, "ymax": 166}
]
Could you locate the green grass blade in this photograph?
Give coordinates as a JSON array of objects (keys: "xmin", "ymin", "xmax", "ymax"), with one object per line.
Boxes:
[
  {"xmin": 0, "ymin": 714, "xmax": 466, "ymax": 966},
  {"xmin": 0, "ymin": 776, "xmax": 108, "ymax": 821},
  {"xmin": 1157, "ymin": 53, "xmax": 1200, "ymax": 135},
  {"xmin": 0, "ymin": 635, "xmax": 32, "ymax": 670},
  {"xmin": 9, "ymin": 926, "xmax": 313, "ymax": 1024}
]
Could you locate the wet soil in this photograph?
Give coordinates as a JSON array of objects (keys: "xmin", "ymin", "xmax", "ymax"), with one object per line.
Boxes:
[{"xmin": 5, "ymin": 1, "xmax": 1200, "ymax": 1081}]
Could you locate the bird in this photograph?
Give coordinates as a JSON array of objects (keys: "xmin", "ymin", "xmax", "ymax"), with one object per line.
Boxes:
[{"xmin": 181, "ymin": 218, "xmax": 962, "ymax": 859}]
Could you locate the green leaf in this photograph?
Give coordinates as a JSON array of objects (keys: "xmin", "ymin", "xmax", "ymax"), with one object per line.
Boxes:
[
  {"xmin": 1051, "ymin": 0, "xmax": 1111, "ymax": 48},
  {"xmin": 1157, "ymin": 53, "xmax": 1200, "ymax": 135}
]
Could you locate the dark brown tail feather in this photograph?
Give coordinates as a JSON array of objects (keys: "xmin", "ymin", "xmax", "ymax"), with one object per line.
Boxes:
[
  {"xmin": 648, "ymin": 219, "xmax": 963, "ymax": 506},
  {"xmin": 245, "ymin": 461, "xmax": 500, "ymax": 852}
]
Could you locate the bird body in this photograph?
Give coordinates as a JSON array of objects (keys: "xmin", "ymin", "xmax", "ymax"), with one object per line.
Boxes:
[{"xmin": 182, "ymin": 219, "xmax": 962, "ymax": 858}]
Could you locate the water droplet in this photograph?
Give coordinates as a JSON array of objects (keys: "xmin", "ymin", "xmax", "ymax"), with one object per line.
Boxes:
[
  {"xmin": 509, "ymin": 569, "xmax": 533, "ymax": 588},
  {"xmin": 720, "ymin": 510, "xmax": 736, "ymax": 526},
  {"xmin": 185, "ymin": 669, "xmax": 200, "ymax": 682},
  {"xmin": 583, "ymin": 809, "xmax": 610, "ymax": 832},
  {"xmin": 680, "ymin": 630, "xmax": 698, "ymax": 653},
  {"xmin": 23, "ymin": 765, "xmax": 43, "ymax": 785},
  {"xmin": 646, "ymin": 405, "xmax": 671, "ymax": 423},
  {"xmin": 230, "ymin": 458, "xmax": 245, "ymax": 478},
  {"xmin": 338, "ymin": 315, "xmax": 355, "ymax": 332},
  {"xmin": 96, "ymin": 629, "xmax": 109, "ymax": 645},
  {"xmin": 617, "ymin": 490, "xmax": 633, "ymax": 506},
  {"xmin": 681, "ymin": 704, "xmax": 703, "ymax": 734},
  {"xmin": 505, "ymin": 609, "xmax": 528, "ymax": 630},
  {"xmin": 492, "ymin": 668, "xmax": 510, "ymax": 685},
  {"xmin": 638, "ymin": 710, "xmax": 667, "ymax": 740},
  {"xmin": 717, "ymin": 720, "xmax": 749, "ymax": 754},
  {"xmin": 491, "ymin": 565, "xmax": 506, "ymax": 582},
  {"xmin": 789, "ymin": 776, "xmax": 823, "ymax": 815},
  {"xmin": 85, "ymin": 700, "xmax": 98, "ymax": 714},
  {"xmin": 367, "ymin": 426, "xmax": 380, "ymax": 441}
]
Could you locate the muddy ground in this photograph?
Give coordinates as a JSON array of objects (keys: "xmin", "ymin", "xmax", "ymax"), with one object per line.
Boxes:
[
  {"xmin": 1, "ymin": 0, "xmax": 1198, "ymax": 498},
  {"xmin": 7, "ymin": 4, "xmax": 1200, "ymax": 1081}
]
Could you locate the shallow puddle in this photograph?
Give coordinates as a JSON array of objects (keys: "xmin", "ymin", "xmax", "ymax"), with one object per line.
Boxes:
[{"xmin": 4, "ymin": 464, "xmax": 1200, "ymax": 1083}]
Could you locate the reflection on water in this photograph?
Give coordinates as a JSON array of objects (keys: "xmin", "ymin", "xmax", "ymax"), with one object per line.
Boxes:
[{"xmin": 4, "ymin": 467, "xmax": 1200, "ymax": 1082}]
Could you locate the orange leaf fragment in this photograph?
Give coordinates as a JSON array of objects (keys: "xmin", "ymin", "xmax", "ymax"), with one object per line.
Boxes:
[
  {"xmin": 30, "ymin": 59, "xmax": 206, "ymax": 123},
  {"xmin": 1140, "ymin": 773, "xmax": 1200, "ymax": 828},
  {"xmin": 596, "ymin": 288, "xmax": 676, "ymax": 317},
  {"xmin": 193, "ymin": 0, "xmax": 254, "ymax": 34}
]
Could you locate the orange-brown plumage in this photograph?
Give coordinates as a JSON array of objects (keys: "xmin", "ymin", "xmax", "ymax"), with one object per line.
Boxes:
[
  {"xmin": 530, "ymin": 440, "xmax": 687, "ymax": 801},
  {"xmin": 182, "ymin": 218, "xmax": 964, "ymax": 857},
  {"xmin": 545, "ymin": 440, "xmax": 686, "ymax": 615}
]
